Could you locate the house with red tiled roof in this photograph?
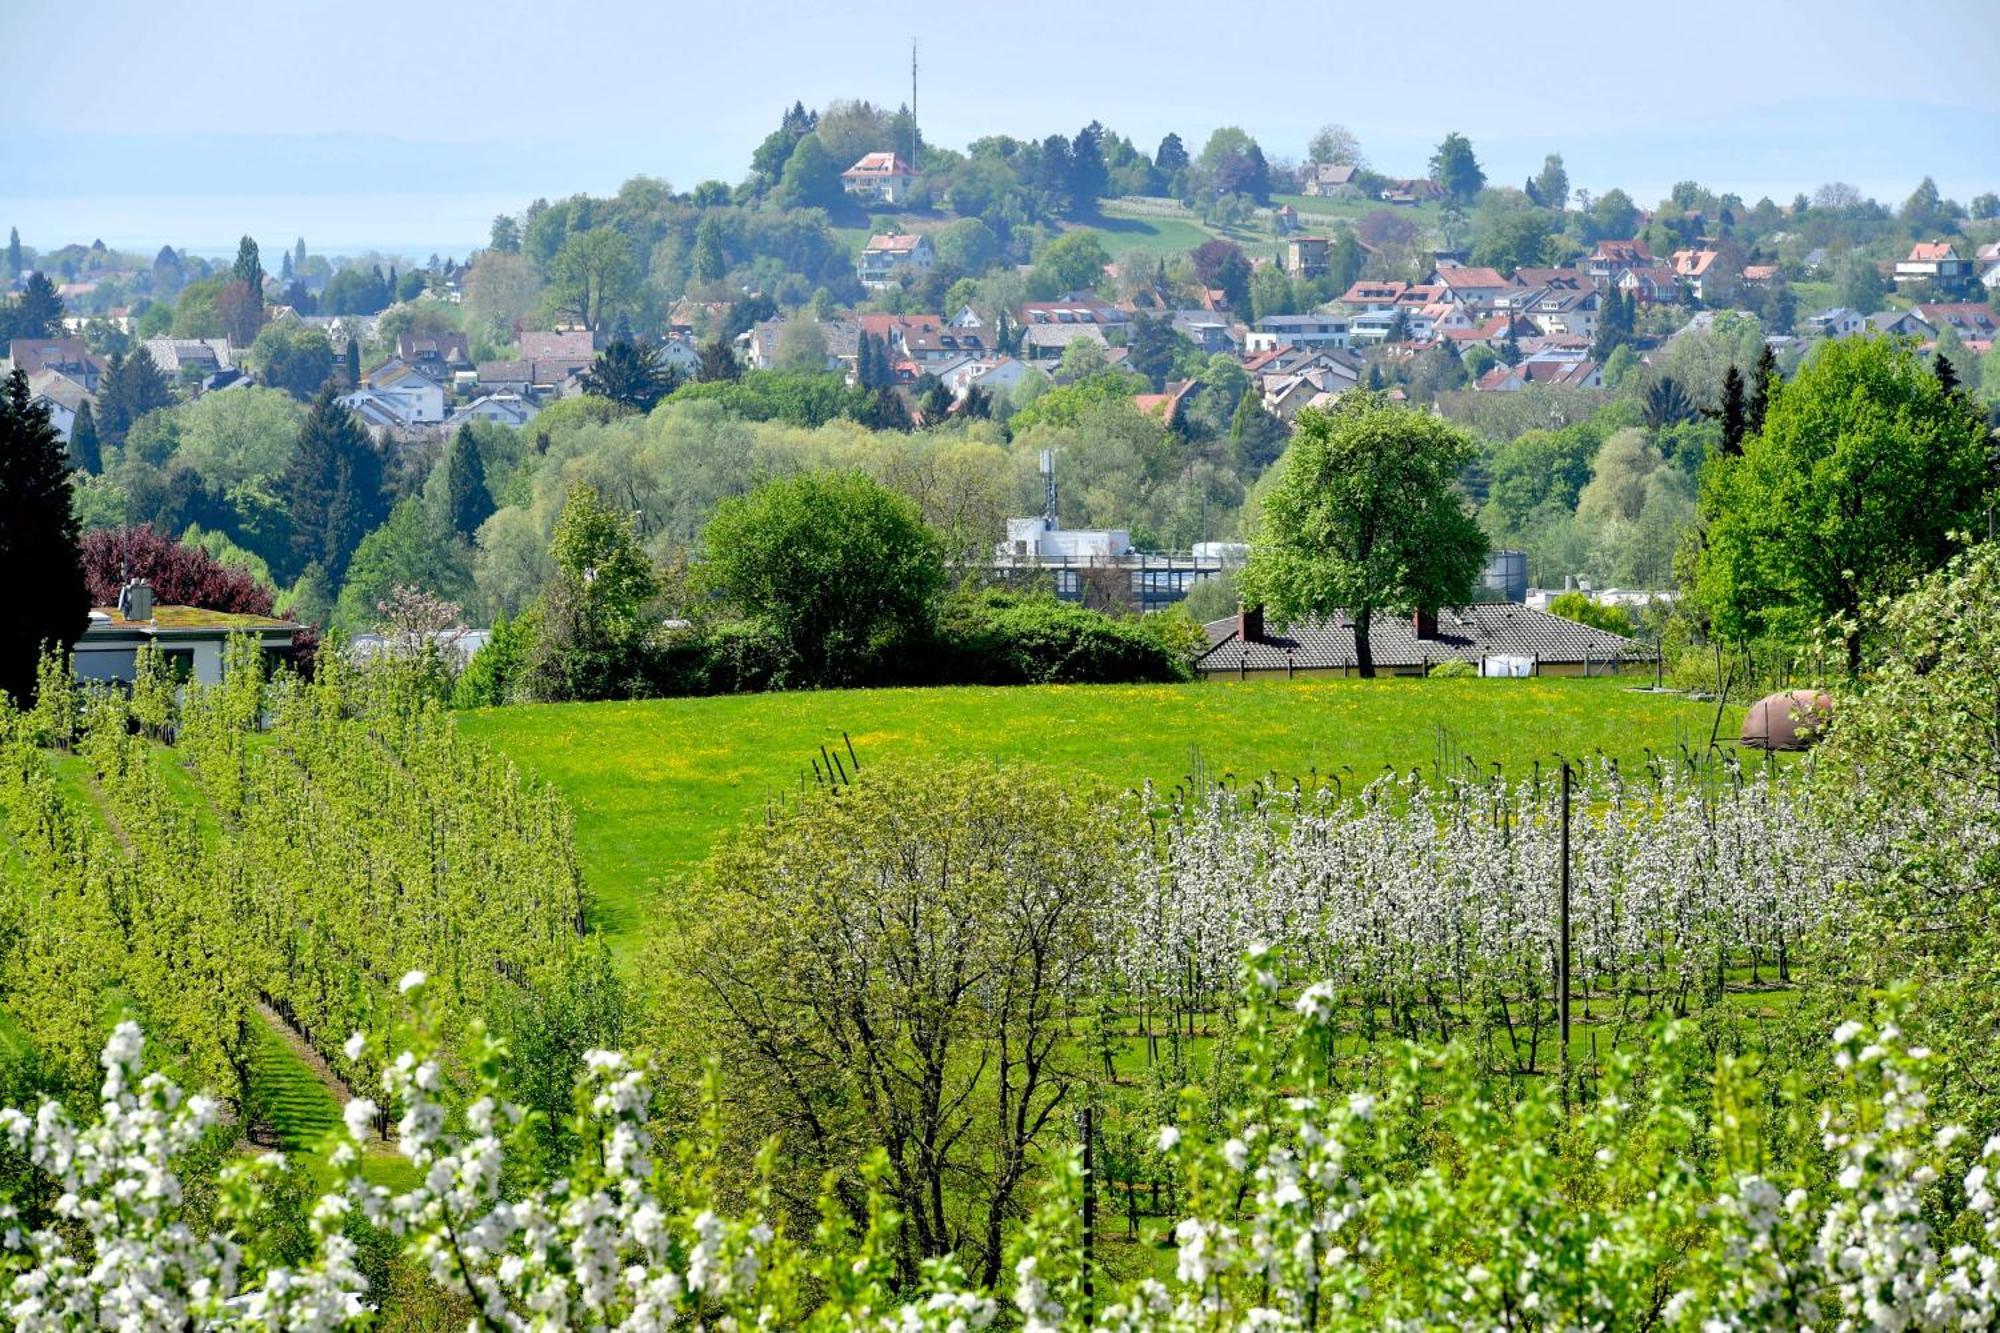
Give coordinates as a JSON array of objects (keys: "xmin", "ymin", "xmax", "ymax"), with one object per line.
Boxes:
[
  {"xmin": 1896, "ymin": 241, "xmax": 1974, "ymax": 286},
  {"xmin": 1133, "ymin": 378, "xmax": 1200, "ymax": 428},
  {"xmin": 841, "ymin": 152, "xmax": 918, "ymax": 203},
  {"xmin": 1911, "ymin": 302, "xmax": 1997, "ymax": 351},
  {"xmin": 1428, "ymin": 266, "xmax": 1514, "ymax": 313},
  {"xmin": 1587, "ymin": 240, "xmax": 1653, "ymax": 286},
  {"xmin": 1618, "ymin": 265, "xmax": 1683, "ymax": 305},
  {"xmin": 857, "ymin": 232, "xmax": 934, "ymax": 289},
  {"xmin": 1668, "ymin": 249, "xmax": 1723, "ymax": 301},
  {"xmin": 1337, "ymin": 280, "xmax": 1406, "ymax": 313},
  {"xmin": 1475, "ymin": 358, "xmax": 1603, "ymax": 391}
]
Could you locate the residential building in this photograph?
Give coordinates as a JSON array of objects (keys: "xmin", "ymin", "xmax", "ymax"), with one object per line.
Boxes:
[
  {"xmin": 1244, "ymin": 314, "xmax": 1351, "ymax": 353},
  {"xmin": 857, "ymin": 232, "xmax": 935, "ymax": 289},
  {"xmin": 1586, "ymin": 240, "xmax": 1653, "ymax": 286},
  {"xmin": 1668, "ymin": 249, "xmax": 1721, "ymax": 301},
  {"xmin": 840, "ymin": 152, "xmax": 918, "ymax": 203},
  {"xmin": 1522, "ymin": 285, "xmax": 1600, "ymax": 338},
  {"xmin": 1865, "ymin": 310, "xmax": 1934, "ymax": 338},
  {"xmin": 1428, "ymin": 266, "xmax": 1514, "ymax": 313},
  {"xmin": 740, "ymin": 316, "xmax": 859, "ymax": 372},
  {"xmin": 1195, "ymin": 604, "xmax": 1641, "ymax": 678},
  {"xmin": 1617, "ymin": 265, "xmax": 1683, "ymax": 305},
  {"xmin": 1805, "ymin": 307, "xmax": 1868, "ymax": 338},
  {"xmin": 75, "ymin": 583, "xmax": 300, "ymax": 687},
  {"xmin": 396, "ymin": 331, "xmax": 472, "ymax": 376},
  {"xmin": 1169, "ymin": 310, "xmax": 1240, "ymax": 353},
  {"xmin": 141, "ymin": 337, "xmax": 233, "ymax": 378},
  {"xmin": 1474, "ymin": 358, "xmax": 1603, "ymax": 391},
  {"xmin": 29, "ymin": 370, "xmax": 86, "ymax": 443},
  {"xmin": 1301, "ymin": 162, "xmax": 1359, "ymax": 196},
  {"xmin": 445, "ymin": 392, "xmax": 540, "ymax": 429},
  {"xmin": 517, "ymin": 330, "xmax": 600, "ymax": 362},
  {"xmin": 1337, "ymin": 280, "xmax": 1407, "ymax": 313},
  {"xmin": 1911, "ymin": 302, "xmax": 1998, "ymax": 350},
  {"xmin": 943, "ymin": 356, "xmax": 1043, "ymax": 401},
  {"xmin": 1896, "ymin": 241, "xmax": 1975, "ymax": 286},
  {"xmin": 7, "ymin": 337, "xmax": 103, "ymax": 390},
  {"xmin": 1284, "ymin": 236, "xmax": 1334, "ymax": 279},
  {"xmin": 902, "ymin": 325, "xmax": 991, "ymax": 366}
]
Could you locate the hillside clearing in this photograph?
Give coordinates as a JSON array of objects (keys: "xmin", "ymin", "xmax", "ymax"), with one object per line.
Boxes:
[{"xmin": 460, "ymin": 676, "xmax": 1738, "ymax": 951}]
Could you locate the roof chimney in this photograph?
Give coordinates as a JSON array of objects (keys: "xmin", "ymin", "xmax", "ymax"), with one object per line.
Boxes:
[
  {"xmin": 1413, "ymin": 607, "xmax": 1438, "ymax": 640},
  {"xmin": 1238, "ymin": 603, "xmax": 1264, "ymax": 644},
  {"xmin": 122, "ymin": 579, "xmax": 154, "ymax": 623}
]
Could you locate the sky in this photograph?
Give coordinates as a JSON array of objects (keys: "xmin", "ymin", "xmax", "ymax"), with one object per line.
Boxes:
[{"xmin": 5, "ymin": 0, "xmax": 1999, "ymax": 259}]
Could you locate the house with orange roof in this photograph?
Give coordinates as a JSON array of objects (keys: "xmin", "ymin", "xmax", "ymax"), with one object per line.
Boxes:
[
  {"xmin": 1896, "ymin": 241, "xmax": 1975, "ymax": 286},
  {"xmin": 841, "ymin": 152, "xmax": 918, "ymax": 203},
  {"xmin": 857, "ymin": 232, "xmax": 934, "ymax": 289}
]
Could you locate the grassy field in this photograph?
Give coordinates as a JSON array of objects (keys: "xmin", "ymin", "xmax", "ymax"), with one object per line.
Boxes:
[{"xmin": 460, "ymin": 676, "xmax": 1738, "ymax": 949}]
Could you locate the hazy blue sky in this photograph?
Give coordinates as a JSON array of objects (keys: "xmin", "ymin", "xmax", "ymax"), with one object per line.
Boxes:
[{"xmin": 5, "ymin": 0, "xmax": 1997, "ymax": 257}]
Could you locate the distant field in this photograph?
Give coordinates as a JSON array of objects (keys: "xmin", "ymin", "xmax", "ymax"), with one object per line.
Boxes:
[{"xmin": 460, "ymin": 677, "xmax": 1737, "ymax": 951}]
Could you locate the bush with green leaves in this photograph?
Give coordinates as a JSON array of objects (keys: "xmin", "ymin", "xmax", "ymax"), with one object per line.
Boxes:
[{"xmin": 936, "ymin": 590, "xmax": 1193, "ymax": 685}]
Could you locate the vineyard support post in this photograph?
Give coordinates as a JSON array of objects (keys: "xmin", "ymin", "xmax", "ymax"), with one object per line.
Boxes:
[
  {"xmin": 1079, "ymin": 1103, "xmax": 1095, "ymax": 1322},
  {"xmin": 1559, "ymin": 759, "xmax": 1572, "ymax": 1104}
]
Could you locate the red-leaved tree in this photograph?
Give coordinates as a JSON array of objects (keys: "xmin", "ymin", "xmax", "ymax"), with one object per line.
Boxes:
[{"xmin": 78, "ymin": 526, "xmax": 276, "ymax": 616}]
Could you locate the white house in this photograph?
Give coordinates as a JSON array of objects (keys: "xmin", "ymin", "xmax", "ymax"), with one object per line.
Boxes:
[
  {"xmin": 945, "ymin": 356, "xmax": 1044, "ymax": 401},
  {"xmin": 1243, "ymin": 314, "xmax": 1352, "ymax": 353},
  {"xmin": 857, "ymin": 232, "xmax": 934, "ymax": 289},
  {"xmin": 841, "ymin": 152, "xmax": 918, "ymax": 203},
  {"xmin": 445, "ymin": 392, "xmax": 540, "ymax": 429},
  {"xmin": 75, "ymin": 582, "xmax": 300, "ymax": 687},
  {"xmin": 1895, "ymin": 241, "xmax": 1974, "ymax": 286}
]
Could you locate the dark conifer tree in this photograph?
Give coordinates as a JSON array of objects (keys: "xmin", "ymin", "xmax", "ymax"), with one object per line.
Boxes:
[
  {"xmin": 5, "ymin": 228, "xmax": 20, "ymax": 279},
  {"xmin": 67, "ymin": 400, "xmax": 100, "ymax": 474},
  {"xmin": 696, "ymin": 338, "xmax": 740, "ymax": 382},
  {"xmin": 1155, "ymin": 132, "xmax": 1188, "ymax": 174},
  {"xmin": 97, "ymin": 348, "xmax": 173, "ymax": 445},
  {"xmin": 1935, "ymin": 353, "xmax": 1960, "ymax": 397},
  {"xmin": 345, "ymin": 337, "xmax": 361, "ymax": 388},
  {"xmin": 275, "ymin": 388, "xmax": 385, "ymax": 585},
  {"xmin": 0, "ymin": 371, "xmax": 89, "ymax": 703},
  {"xmin": 1747, "ymin": 342, "xmax": 1779, "ymax": 435},
  {"xmin": 10, "ymin": 273, "xmax": 63, "ymax": 338},
  {"xmin": 1717, "ymin": 364, "xmax": 1748, "ymax": 455},
  {"xmin": 443, "ymin": 427, "xmax": 496, "ymax": 538},
  {"xmin": 581, "ymin": 340, "xmax": 676, "ymax": 411}
]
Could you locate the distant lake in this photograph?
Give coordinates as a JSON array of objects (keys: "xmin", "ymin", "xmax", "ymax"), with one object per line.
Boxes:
[{"xmin": 7, "ymin": 191, "xmax": 514, "ymax": 261}]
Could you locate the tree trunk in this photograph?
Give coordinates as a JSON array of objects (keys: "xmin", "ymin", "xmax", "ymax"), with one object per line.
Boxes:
[
  {"xmin": 1353, "ymin": 607, "xmax": 1375, "ymax": 679},
  {"xmin": 1846, "ymin": 625, "xmax": 1862, "ymax": 678}
]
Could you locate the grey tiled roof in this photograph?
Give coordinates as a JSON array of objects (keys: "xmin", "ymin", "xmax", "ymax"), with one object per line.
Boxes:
[{"xmin": 1196, "ymin": 605, "xmax": 1642, "ymax": 672}]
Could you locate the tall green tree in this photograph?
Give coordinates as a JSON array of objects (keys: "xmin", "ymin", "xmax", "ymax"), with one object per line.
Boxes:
[
  {"xmin": 274, "ymin": 387, "xmax": 387, "ymax": 584},
  {"xmin": 67, "ymin": 400, "xmax": 100, "ymax": 474},
  {"xmin": 8, "ymin": 273, "xmax": 63, "ymax": 338},
  {"xmin": 776, "ymin": 133, "xmax": 842, "ymax": 210},
  {"xmin": 699, "ymin": 471, "xmax": 946, "ymax": 686},
  {"xmin": 1693, "ymin": 336, "xmax": 1991, "ymax": 674},
  {"xmin": 1155, "ymin": 132, "xmax": 1188, "ymax": 173},
  {"xmin": 0, "ymin": 371, "xmax": 89, "ymax": 703},
  {"xmin": 1238, "ymin": 393, "xmax": 1488, "ymax": 678},
  {"xmin": 546, "ymin": 227, "xmax": 637, "ymax": 333},
  {"xmin": 691, "ymin": 216, "xmax": 727, "ymax": 285},
  {"xmin": 695, "ymin": 338, "xmax": 739, "ymax": 382},
  {"xmin": 1429, "ymin": 131, "xmax": 1486, "ymax": 204},
  {"xmin": 344, "ymin": 337, "xmax": 361, "ymax": 388},
  {"xmin": 232, "ymin": 236, "xmax": 264, "ymax": 294},
  {"xmin": 1535, "ymin": 153, "xmax": 1570, "ymax": 210},
  {"xmin": 442, "ymin": 426, "xmax": 496, "ymax": 538},
  {"xmin": 1746, "ymin": 342, "xmax": 1779, "ymax": 436},
  {"xmin": 96, "ymin": 348, "xmax": 174, "ymax": 445},
  {"xmin": 580, "ymin": 340, "xmax": 677, "ymax": 412},
  {"xmin": 1715, "ymin": 364, "xmax": 1748, "ymax": 456},
  {"xmin": 5, "ymin": 228, "xmax": 20, "ymax": 278}
]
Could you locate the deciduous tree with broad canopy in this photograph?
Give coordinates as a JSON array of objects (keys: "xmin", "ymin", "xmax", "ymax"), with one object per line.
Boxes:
[
  {"xmin": 1690, "ymin": 335, "xmax": 1991, "ymax": 674},
  {"xmin": 1239, "ymin": 393, "xmax": 1488, "ymax": 678}
]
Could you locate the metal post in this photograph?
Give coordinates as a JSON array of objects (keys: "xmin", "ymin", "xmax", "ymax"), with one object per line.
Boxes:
[
  {"xmin": 1079, "ymin": 1104, "xmax": 1095, "ymax": 1322},
  {"xmin": 1558, "ymin": 760, "xmax": 1572, "ymax": 1099}
]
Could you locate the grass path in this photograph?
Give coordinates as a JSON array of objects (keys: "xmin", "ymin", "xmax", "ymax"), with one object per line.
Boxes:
[{"xmin": 461, "ymin": 676, "xmax": 1737, "ymax": 952}]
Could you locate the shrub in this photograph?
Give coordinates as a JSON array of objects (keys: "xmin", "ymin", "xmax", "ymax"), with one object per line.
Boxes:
[
  {"xmin": 936, "ymin": 591, "xmax": 1192, "ymax": 685},
  {"xmin": 1428, "ymin": 656, "xmax": 1477, "ymax": 678}
]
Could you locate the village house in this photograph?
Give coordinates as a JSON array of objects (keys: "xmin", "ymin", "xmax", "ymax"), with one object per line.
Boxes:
[
  {"xmin": 1428, "ymin": 266, "xmax": 1514, "ymax": 313},
  {"xmin": 1586, "ymin": 240, "xmax": 1654, "ymax": 286},
  {"xmin": 1911, "ymin": 301, "xmax": 1998, "ymax": 350},
  {"xmin": 1896, "ymin": 241, "xmax": 1975, "ymax": 287},
  {"xmin": 396, "ymin": 331, "xmax": 472, "ymax": 377},
  {"xmin": 141, "ymin": 338, "xmax": 234, "ymax": 379},
  {"xmin": 29, "ymin": 371, "xmax": 86, "ymax": 443},
  {"xmin": 445, "ymin": 391, "xmax": 539, "ymax": 430},
  {"xmin": 944, "ymin": 355, "xmax": 1043, "ymax": 401},
  {"xmin": 1244, "ymin": 314, "xmax": 1352, "ymax": 353},
  {"xmin": 841, "ymin": 152, "xmax": 918, "ymax": 203},
  {"xmin": 740, "ymin": 316, "xmax": 860, "ymax": 373},
  {"xmin": 1284, "ymin": 236, "xmax": 1334, "ymax": 279},
  {"xmin": 1475, "ymin": 358, "xmax": 1603, "ymax": 391},
  {"xmin": 1668, "ymin": 249, "xmax": 1721, "ymax": 301},
  {"xmin": 75, "ymin": 581, "xmax": 301, "ymax": 687},
  {"xmin": 1169, "ymin": 310, "xmax": 1240, "ymax": 354},
  {"xmin": 1866, "ymin": 309, "xmax": 1934, "ymax": 338},
  {"xmin": 1132, "ymin": 378, "xmax": 1200, "ymax": 430},
  {"xmin": 6, "ymin": 337, "xmax": 104, "ymax": 391},
  {"xmin": 1617, "ymin": 265, "xmax": 1683, "ymax": 305},
  {"xmin": 1337, "ymin": 280, "xmax": 1407, "ymax": 314},
  {"xmin": 1806, "ymin": 307, "xmax": 1868, "ymax": 338},
  {"xmin": 1301, "ymin": 162, "xmax": 1360, "ymax": 197},
  {"xmin": 857, "ymin": 232, "xmax": 935, "ymax": 289},
  {"xmin": 1521, "ymin": 284, "xmax": 1601, "ymax": 339}
]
